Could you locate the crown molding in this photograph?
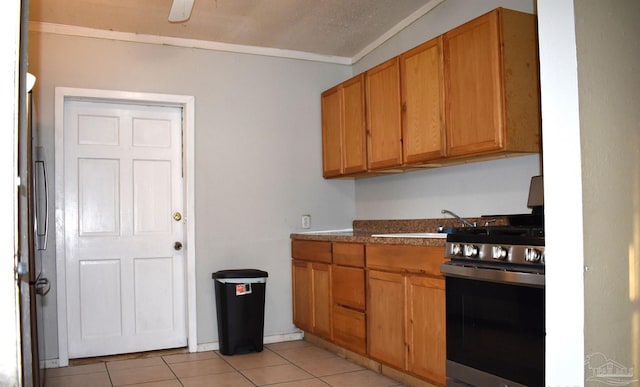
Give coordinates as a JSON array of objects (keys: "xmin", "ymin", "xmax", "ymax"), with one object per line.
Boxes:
[{"xmin": 29, "ymin": 22, "xmax": 353, "ymax": 65}]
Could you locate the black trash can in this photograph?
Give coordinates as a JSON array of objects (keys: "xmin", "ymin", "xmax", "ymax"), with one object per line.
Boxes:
[{"xmin": 212, "ymin": 269, "xmax": 268, "ymax": 356}]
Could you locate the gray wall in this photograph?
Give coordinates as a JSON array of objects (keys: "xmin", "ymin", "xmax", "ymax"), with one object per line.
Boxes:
[
  {"xmin": 355, "ymin": 155, "xmax": 541, "ymax": 219},
  {"xmin": 27, "ymin": 0, "xmax": 640, "ymax": 382},
  {"xmin": 575, "ymin": 0, "xmax": 640, "ymax": 382},
  {"xmin": 28, "ymin": 32, "xmax": 355, "ymax": 358},
  {"xmin": 352, "ymin": 0, "xmax": 540, "ymax": 220},
  {"xmin": 29, "ymin": 0, "xmax": 552, "ymax": 365}
]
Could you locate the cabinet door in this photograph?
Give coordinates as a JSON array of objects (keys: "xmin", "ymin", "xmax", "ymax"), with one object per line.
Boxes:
[
  {"xmin": 406, "ymin": 276, "xmax": 446, "ymax": 385},
  {"xmin": 367, "ymin": 270, "xmax": 405, "ymax": 369},
  {"xmin": 312, "ymin": 263, "xmax": 332, "ymax": 340},
  {"xmin": 444, "ymin": 9, "xmax": 504, "ymax": 156},
  {"xmin": 400, "ymin": 36, "xmax": 446, "ymax": 163},
  {"xmin": 366, "ymin": 58, "xmax": 402, "ymax": 170},
  {"xmin": 321, "ymin": 86, "xmax": 342, "ymax": 177},
  {"xmin": 292, "ymin": 260, "xmax": 312, "ymax": 332},
  {"xmin": 342, "ymin": 75, "xmax": 367, "ymax": 174}
]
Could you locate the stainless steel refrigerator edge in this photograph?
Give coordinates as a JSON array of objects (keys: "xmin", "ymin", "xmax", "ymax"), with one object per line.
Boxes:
[
  {"xmin": 17, "ymin": 85, "xmax": 50, "ymax": 387},
  {"xmin": 17, "ymin": 0, "xmax": 50, "ymax": 382}
]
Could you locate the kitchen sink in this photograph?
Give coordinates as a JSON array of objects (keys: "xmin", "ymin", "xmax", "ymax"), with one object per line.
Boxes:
[{"xmin": 370, "ymin": 232, "xmax": 447, "ymax": 239}]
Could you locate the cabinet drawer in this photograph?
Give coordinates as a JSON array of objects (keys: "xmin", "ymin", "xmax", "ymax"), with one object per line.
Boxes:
[
  {"xmin": 291, "ymin": 240, "xmax": 332, "ymax": 263},
  {"xmin": 332, "ymin": 305, "xmax": 366, "ymax": 355},
  {"xmin": 333, "ymin": 242, "xmax": 365, "ymax": 267},
  {"xmin": 366, "ymin": 244, "xmax": 445, "ymax": 276},
  {"xmin": 332, "ymin": 265, "xmax": 365, "ymax": 310}
]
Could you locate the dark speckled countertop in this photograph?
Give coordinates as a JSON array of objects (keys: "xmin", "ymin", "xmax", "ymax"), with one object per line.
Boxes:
[{"xmin": 290, "ymin": 217, "xmax": 509, "ymax": 247}]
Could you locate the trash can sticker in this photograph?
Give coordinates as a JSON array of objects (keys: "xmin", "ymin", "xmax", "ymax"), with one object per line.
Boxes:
[{"xmin": 235, "ymin": 283, "xmax": 252, "ymax": 296}]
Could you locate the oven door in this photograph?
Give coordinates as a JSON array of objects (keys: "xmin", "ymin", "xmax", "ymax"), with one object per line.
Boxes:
[{"xmin": 442, "ymin": 263, "xmax": 545, "ymax": 387}]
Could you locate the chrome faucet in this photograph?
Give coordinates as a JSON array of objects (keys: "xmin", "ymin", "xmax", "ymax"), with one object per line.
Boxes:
[{"xmin": 441, "ymin": 209, "xmax": 476, "ymax": 228}]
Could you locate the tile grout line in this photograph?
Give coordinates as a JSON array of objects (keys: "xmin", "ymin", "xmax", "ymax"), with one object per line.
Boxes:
[
  {"xmin": 265, "ymin": 344, "xmax": 341, "ymax": 386},
  {"xmin": 159, "ymin": 355, "xmax": 185, "ymax": 387},
  {"xmin": 211, "ymin": 349, "xmax": 259, "ymax": 386},
  {"xmin": 221, "ymin": 345, "xmax": 323, "ymax": 386},
  {"xmin": 106, "ymin": 362, "xmax": 114, "ymax": 387},
  {"xmin": 107, "ymin": 357, "xmax": 179, "ymax": 387},
  {"xmin": 47, "ymin": 341, "xmax": 406, "ymax": 387},
  {"xmin": 275, "ymin": 346, "xmax": 407, "ymax": 386}
]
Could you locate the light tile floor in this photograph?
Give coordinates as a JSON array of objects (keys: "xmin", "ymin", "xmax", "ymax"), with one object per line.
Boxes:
[{"xmin": 46, "ymin": 340, "xmax": 406, "ymax": 386}]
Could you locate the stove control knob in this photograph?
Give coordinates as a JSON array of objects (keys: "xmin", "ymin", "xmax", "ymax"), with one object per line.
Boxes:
[
  {"xmin": 463, "ymin": 244, "xmax": 478, "ymax": 258},
  {"xmin": 525, "ymin": 247, "xmax": 542, "ymax": 263},
  {"xmin": 451, "ymin": 243, "xmax": 463, "ymax": 256},
  {"xmin": 492, "ymin": 246, "xmax": 508, "ymax": 260}
]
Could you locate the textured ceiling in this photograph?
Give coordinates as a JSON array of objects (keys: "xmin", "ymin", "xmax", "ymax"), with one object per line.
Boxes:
[{"xmin": 29, "ymin": 0, "xmax": 436, "ymax": 58}]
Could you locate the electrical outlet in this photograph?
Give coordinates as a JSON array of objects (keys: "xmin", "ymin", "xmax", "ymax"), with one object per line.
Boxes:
[{"xmin": 301, "ymin": 214, "xmax": 311, "ymax": 229}]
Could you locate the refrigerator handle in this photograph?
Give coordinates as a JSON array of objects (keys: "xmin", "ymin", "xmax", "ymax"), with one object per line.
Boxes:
[{"xmin": 35, "ymin": 159, "xmax": 48, "ymax": 251}]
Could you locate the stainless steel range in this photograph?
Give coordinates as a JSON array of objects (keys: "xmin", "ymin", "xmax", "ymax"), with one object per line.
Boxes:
[
  {"xmin": 442, "ymin": 225, "xmax": 544, "ymax": 287},
  {"xmin": 440, "ymin": 176, "xmax": 545, "ymax": 387}
]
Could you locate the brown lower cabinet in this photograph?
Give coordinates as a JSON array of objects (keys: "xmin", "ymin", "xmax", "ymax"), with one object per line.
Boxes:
[
  {"xmin": 292, "ymin": 260, "xmax": 333, "ymax": 339},
  {"xmin": 366, "ymin": 244, "xmax": 446, "ymax": 385},
  {"xmin": 406, "ymin": 275, "xmax": 446, "ymax": 385},
  {"xmin": 331, "ymin": 243, "xmax": 366, "ymax": 354},
  {"xmin": 291, "ymin": 240, "xmax": 446, "ymax": 385},
  {"xmin": 332, "ymin": 304, "xmax": 366, "ymax": 354},
  {"xmin": 311, "ymin": 262, "xmax": 332, "ymax": 339},
  {"xmin": 291, "ymin": 259, "xmax": 313, "ymax": 332},
  {"xmin": 291, "ymin": 240, "xmax": 332, "ymax": 340},
  {"xmin": 367, "ymin": 270, "xmax": 405, "ymax": 369}
]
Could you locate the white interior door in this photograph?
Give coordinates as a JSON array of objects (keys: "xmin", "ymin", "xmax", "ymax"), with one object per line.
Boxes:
[{"xmin": 64, "ymin": 99, "xmax": 186, "ymax": 358}]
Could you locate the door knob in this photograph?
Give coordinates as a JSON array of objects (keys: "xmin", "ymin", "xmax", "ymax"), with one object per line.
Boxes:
[
  {"xmin": 174, "ymin": 241, "xmax": 183, "ymax": 251},
  {"xmin": 173, "ymin": 212, "xmax": 182, "ymax": 221}
]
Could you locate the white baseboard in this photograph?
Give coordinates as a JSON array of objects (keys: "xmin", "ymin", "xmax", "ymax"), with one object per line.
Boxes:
[
  {"xmin": 45, "ymin": 331, "xmax": 305, "ymax": 367},
  {"xmin": 196, "ymin": 331, "xmax": 304, "ymax": 353},
  {"xmin": 44, "ymin": 359, "xmax": 60, "ymax": 369},
  {"xmin": 263, "ymin": 332, "xmax": 304, "ymax": 344},
  {"xmin": 196, "ymin": 341, "xmax": 219, "ymax": 352}
]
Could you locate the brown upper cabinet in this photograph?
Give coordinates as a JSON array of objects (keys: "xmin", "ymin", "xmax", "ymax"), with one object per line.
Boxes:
[
  {"xmin": 443, "ymin": 8, "xmax": 540, "ymax": 158},
  {"xmin": 399, "ymin": 36, "xmax": 446, "ymax": 164},
  {"xmin": 321, "ymin": 7, "xmax": 540, "ymax": 178},
  {"xmin": 321, "ymin": 74, "xmax": 367, "ymax": 178},
  {"xmin": 365, "ymin": 58, "xmax": 402, "ymax": 170}
]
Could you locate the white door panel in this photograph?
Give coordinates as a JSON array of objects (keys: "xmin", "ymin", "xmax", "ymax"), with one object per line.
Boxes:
[
  {"xmin": 133, "ymin": 160, "xmax": 172, "ymax": 234},
  {"xmin": 78, "ymin": 158, "xmax": 120, "ymax": 235},
  {"xmin": 77, "ymin": 114, "xmax": 119, "ymax": 145},
  {"xmin": 79, "ymin": 259, "xmax": 122, "ymax": 338},
  {"xmin": 64, "ymin": 100, "xmax": 185, "ymax": 358},
  {"xmin": 134, "ymin": 257, "xmax": 175, "ymax": 333},
  {"xmin": 133, "ymin": 117, "xmax": 172, "ymax": 148}
]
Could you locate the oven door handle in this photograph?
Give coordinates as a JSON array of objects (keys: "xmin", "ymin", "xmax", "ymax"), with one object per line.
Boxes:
[{"xmin": 440, "ymin": 263, "xmax": 544, "ymax": 288}]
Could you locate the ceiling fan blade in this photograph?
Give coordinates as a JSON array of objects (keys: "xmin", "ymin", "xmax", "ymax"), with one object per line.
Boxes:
[{"xmin": 168, "ymin": 0, "xmax": 195, "ymax": 22}]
